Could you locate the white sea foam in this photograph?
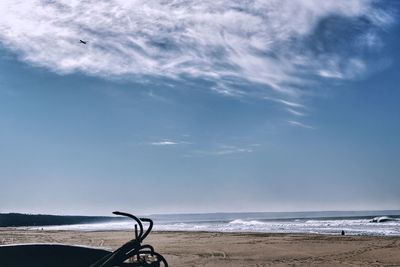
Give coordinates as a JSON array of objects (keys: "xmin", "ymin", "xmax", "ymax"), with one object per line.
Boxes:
[{"xmin": 30, "ymin": 217, "xmax": 400, "ymax": 236}]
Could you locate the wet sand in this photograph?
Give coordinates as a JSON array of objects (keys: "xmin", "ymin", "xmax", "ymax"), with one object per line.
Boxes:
[{"xmin": 1, "ymin": 229, "xmax": 400, "ymax": 266}]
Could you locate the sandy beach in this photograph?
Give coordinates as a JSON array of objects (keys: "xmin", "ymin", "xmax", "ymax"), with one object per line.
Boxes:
[{"xmin": 1, "ymin": 229, "xmax": 400, "ymax": 266}]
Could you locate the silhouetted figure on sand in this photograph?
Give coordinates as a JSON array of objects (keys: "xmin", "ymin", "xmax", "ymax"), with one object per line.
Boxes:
[{"xmin": 341, "ymin": 230, "xmax": 345, "ymax": 236}]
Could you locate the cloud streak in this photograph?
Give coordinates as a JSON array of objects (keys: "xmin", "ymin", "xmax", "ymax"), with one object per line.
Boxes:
[
  {"xmin": 287, "ymin": 108, "xmax": 306, "ymax": 117},
  {"xmin": 148, "ymin": 139, "xmax": 191, "ymax": 146},
  {"xmin": 277, "ymin": 99, "xmax": 306, "ymax": 109},
  {"xmin": 0, "ymin": 0, "xmax": 393, "ymax": 101},
  {"xmin": 150, "ymin": 141, "xmax": 178, "ymax": 146},
  {"xmin": 288, "ymin": 120, "xmax": 316, "ymax": 130},
  {"xmin": 193, "ymin": 144, "xmax": 254, "ymax": 156}
]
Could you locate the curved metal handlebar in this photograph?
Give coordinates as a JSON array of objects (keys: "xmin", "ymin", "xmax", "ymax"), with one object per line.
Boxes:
[
  {"xmin": 139, "ymin": 218, "xmax": 153, "ymax": 241},
  {"xmin": 90, "ymin": 211, "xmax": 167, "ymax": 267},
  {"xmin": 113, "ymin": 211, "xmax": 144, "ymax": 240}
]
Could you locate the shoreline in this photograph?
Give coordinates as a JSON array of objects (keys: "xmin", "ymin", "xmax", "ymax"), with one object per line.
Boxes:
[
  {"xmin": 1, "ymin": 229, "xmax": 400, "ymax": 266},
  {"xmin": 5, "ymin": 227, "xmax": 400, "ymax": 237}
]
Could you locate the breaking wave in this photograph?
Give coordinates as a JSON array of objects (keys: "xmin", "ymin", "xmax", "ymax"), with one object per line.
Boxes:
[{"xmin": 31, "ymin": 216, "xmax": 400, "ymax": 236}]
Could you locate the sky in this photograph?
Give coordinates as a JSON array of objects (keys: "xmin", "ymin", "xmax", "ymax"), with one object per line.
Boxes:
[{"xmin": 0, "ymin": 0, "xmax": 399, "ymax": 215}]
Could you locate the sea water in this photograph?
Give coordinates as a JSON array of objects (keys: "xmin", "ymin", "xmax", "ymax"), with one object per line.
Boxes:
[{"xmin": 30, "ymin": 210, "xmax": 400, "ymax": 236}]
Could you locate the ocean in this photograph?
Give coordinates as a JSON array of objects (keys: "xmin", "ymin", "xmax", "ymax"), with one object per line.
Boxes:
[{"xmin": 28, "ymin": 210, "xmax": 400, "ymax": 236}]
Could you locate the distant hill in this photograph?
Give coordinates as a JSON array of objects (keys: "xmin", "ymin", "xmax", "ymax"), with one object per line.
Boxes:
[{"xmin": 0, "ymin": 213, "xmax": 122, "ymax": 227}]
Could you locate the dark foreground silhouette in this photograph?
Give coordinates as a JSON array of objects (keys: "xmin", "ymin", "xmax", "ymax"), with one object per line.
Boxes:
[
  {"xmin": 0, "ymin": 213, "xmax": 120, "ymax": 227},
  {"xmin": 0, "ymin": 211, "xmax": 168, "ymax": 267}
]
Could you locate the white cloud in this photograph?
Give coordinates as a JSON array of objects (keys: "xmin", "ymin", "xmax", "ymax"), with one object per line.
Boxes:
[
  {"xmin": 150, "ymin": 141, "xmax": 178, "ymax": 146},
  {"xmin": 193, "ymin": 145, "xmax": 254, "ymax": 156},
  {"xmin": 276, "ymin": 99, "xmax": 306, "ymax": 109},
  {"xmin": 287, "ymin": 108, "xmax": 306, "ymax": 117},
  {"xmin": 0, "ymin": 0, "xmax": 392, "ymax": 100},
  {"xmin": 211, "ymin": 82, "xmax": 245, "ymax": 97},
  {"xmin": 149, "ymin": 139, "xmax": 191, "ymax": 146},
  {"xmin": 288, "ymin": 120, "xmax": 316, "ymax": 130}
]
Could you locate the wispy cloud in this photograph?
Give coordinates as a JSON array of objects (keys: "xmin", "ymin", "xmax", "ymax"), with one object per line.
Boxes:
[
  {"xmin": 288, "ymin": 120, "xmax": 316, "ymax": 130},
  {"xmin": 193, "ymin": 144, "xmax": 255, "ymax": 156},
  {"xmin": 287, "ymin": 108, "xmax": 306, "ymax": 117},
  {"xmin": 0, "ymin": 0, "xmax": 393, "ymax": 100},
  {"xmin": 277, "ymin": 99, "xmax": 306, "ymax": 109},
  {"xmin": 150, "ymin": 141, "xmax": 178, "ymax": 146},
  {"xmin": 211, "ymin": 82, "xmax": 245, "ymax": 97},
  {"xmin": 144, "ymin": 90, "xmax": 172, "ymax": 103},
  {"xmin": 148, "ymin": 139, "xmax": 191, "ymax": 146}
]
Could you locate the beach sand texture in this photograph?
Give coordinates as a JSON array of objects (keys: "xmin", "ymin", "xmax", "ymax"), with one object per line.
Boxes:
[{"xmin": 1, "ymin": 229, "xmax": 400, "ymax": 266}]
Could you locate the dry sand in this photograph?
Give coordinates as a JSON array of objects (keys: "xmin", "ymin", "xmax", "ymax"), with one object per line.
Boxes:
[{"xmin": 1, "ymin": 228, "xmax": 400, "ymax": 266}]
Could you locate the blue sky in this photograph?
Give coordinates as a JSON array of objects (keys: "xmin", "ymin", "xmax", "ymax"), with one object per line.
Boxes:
[{"xmin": 0, "ymin": 0, "xmax": 399, "ymax": 215}]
